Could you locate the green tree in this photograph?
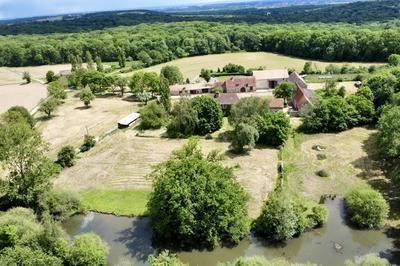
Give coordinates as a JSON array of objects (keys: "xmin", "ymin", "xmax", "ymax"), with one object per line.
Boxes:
[
  {"xmin": 23, "ymin": 71, "xmax": 31, "ymax": 83},
  {"xmin": 388, "ymin": 54, "xmax": 400, "ymax": 66},
  {"xmin": 191, "ymin": 96, "xmax": 223, "ymax": 135},
  {"xmin": 137, "ymin": 50, "xmax": 153, "ymax": 67},
  {"xmin": 229, "ymin": 97, "xmax": 269, "ymax": 127},
  {"xmin": 159, "ymin": 75, "xmax": 172, "ymax": 113},
  {"xmin": 345, "ymin": 254, "xmax": 389, "ymax": 266},
  {"xmin": 47, "ymin": 80, "xmax": 67, "ymax": 100},
  {"xmin": 376, "ymin": 106, "xmax": 400, "ymax": 158},
  {"xmin": 302, "ymin": 61, "xmax": 313, "ymax": 74},
  {"xmin": 365, "ymin": 73, "xmax": 397, "ymax": 108},
  {"xmin": 38, "ymin": 97, "xmax": 59, "ymax": 118},
  {"xmin": 117, "ymin": 48, "xmax": 126, "ymax": 68},
  {"xmin": 273, "ymin": 82, "xmax": 296, "ymax": 105},
  {"xmin": 222, "ymin": 63, "xmax": 246, "ymax": 74},
  {"xmin": 140, "ymin": 101, "xmax": 167, "ymax": 130},
  {"xmin": 114, "ymin": 77, "xmax": 128, "ymax": 97},
  {"xmin": 95, "ymin": 56, "xmax": 104, "ymax": 72},
  {"xmin": 346, "ymin": 94, "xmax": 375, "ymax": 125},
  {"xmin": 161, "ymin": 65, "xmax": 184, "ymax": 85},
  {"xmin": 85, "ymin": 51, "xmax": 94, "ymax": 70},
  {"xmin": 0, "ymin": 246, "xmax": 62, "ymax": 266},
  {"xmin": 148, "ymin": 140, "xmax": 249, "ymax": 248},
  {"xmin": 231, "ymin": 123, "xmax": 259, "ymax": 153},
  {"xmin": 79, "ymin": 88, "xmax": 95, "ymax": 107},
  {"xmin": 56, "ymin": 146, "xmax": 76, "ymax": 168},
  {"xmin": 253, "ymin": 192, "xmax": 299, "ymax": 242},
  {"xmin": 167, "ymin": 98, "xmax": 199, "ymax": 138},
  {"xmin": 200, "ymin": 68, "xmax": 211, "ymax": 82},
  {"xmin": 46, "ymin": 70, "xmax": 56, "ymax": 83},
  {"xmin": 256, "ymin": 112, "xmax": 291, "ymax": 147},
  {"xmin": 68, "ymin": 233, "xmax": 109, "ymax": 266},
  {"xmin": 129, "ymin": 71, "xmax": 160, "ymax": 99},
  {"xmin": 2, "ymin": 106, "xmax": 35, "ymax": 128},
  {"xmin": 345, "ymin": 187, "xmax": 389, "ymax": 229},
  {"xmin": 356, "ymin": 86, "xmax": 374, "ymax": 101}
]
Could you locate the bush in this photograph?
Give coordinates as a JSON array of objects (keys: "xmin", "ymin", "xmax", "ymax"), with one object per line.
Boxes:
[
  {"xmin": 344, "ymin": 254, "xmax": 389, "ymax": 266},
  {"xmin": 231, "ymin": 123, "xmax": 259, "ymax": 153},
  {"xmin": 80, "ymin": 135, "xmax": 96, "ymax": 152},
  {"xmin": 140, "ymin": 101, "xmax": 167, "ymax": 130},
  {"xmin": 0, "ymin": 246, "xmax": 62, "ymax": 266},
  {"xmin": 56, "ymin": 146, "xmax": 76, "ymax": 168},
  {"xmin": 22, "ymin": 72, "xmax": 31, "ymax": 83},
  {"xmin": 45, "ymin": 190, "xmax": 82, "ymax": 221},
  {"xmin": 68, "ymin": 233, "xmax": 109, "ymax": 266},
  {"xmin": 148, "ymin": 251, "xmax": 187, "ymax": 266},
  {"xmin": 309, "ymin": 205, "xmax": 328, "ymax": 227},
  {"xmin": 219, "ymin": 256, "xmax": 315, "ymax": 266},
  {"xmin": 345, "ymin": 187, "xmax": 389, "ymax": 229},
  {"xmin": 316, "ymin": 169, "xmax": 329, "ymax": 177},
  {"xmin": 191, "ymin": 96, "xmax": 223, "ymax": 135},
  {"xmin": 46, "ymin": 70, "xmax": 57, "ymax": 83},
  {"xmin": 256, "ymin": 112, "xmax": 291, "ymax": 147},
  {"xmin": 148, "ymin": 140, "xmax": 249, "ymax": 248},
  {"xmin": 38, "ymin": 97, "xmax": 60, "ymax": 118},
  {"xmin": 79, "ymin": 88, "xmax": 95, "ymax": 107}
]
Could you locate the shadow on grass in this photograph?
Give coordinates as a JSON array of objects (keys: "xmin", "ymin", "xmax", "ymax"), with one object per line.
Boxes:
[{"xmin": 75, "ymin": 106, "xmax": 91, "ymax": 110}]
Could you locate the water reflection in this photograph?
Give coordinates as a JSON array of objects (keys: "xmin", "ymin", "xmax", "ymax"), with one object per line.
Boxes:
[{"xmin": 63, "ymin": 199, "xmax": 398, "ymax": 266}]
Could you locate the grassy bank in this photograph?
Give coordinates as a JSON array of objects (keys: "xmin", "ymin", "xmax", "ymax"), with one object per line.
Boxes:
[{"xmin": 81, "ymin": 190, "xmax": 150, "ymax": 216}]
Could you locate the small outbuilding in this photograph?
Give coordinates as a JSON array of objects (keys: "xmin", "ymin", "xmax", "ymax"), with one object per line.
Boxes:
[
  {"xmin": 215, "ymin": 93, "xmax": 240, "ymax": 109},
  {"xmin": 269, "ymin": 98, "xmax": 285, "ymax": 112},
  {"xmin": 118, "ymin": 112, "xmax": 140, "ymax": 128}
]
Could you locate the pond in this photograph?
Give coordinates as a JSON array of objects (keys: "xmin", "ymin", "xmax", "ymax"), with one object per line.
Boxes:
[{"xmin": 63, "ymin": 199, "xmax": 399, "ymax": 266}]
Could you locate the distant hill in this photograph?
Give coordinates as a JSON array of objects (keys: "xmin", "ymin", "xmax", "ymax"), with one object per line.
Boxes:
[{"xmin": 0, "ymin": 0, "xmax": 398, "ymax": 35}]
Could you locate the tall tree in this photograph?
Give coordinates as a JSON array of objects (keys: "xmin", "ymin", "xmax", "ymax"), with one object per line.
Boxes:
[
  {"xmin": 160, "ymin": 65, "xmax": 184, "ymax": 85},
  {"xmin": 159, "ymin": 75, "xmax": 171, "ymax": 113}
]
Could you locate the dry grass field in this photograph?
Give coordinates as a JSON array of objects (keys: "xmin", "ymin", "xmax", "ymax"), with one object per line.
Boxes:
[
  {"xmin": 286, "ymin": 128, "xmax": 385, "ymax": 201},
  {"xmin": 56, "ymin": 129, "xmax": 278, "ymax": 218},
  {"xmin": 0, "ymin": 83, "xmax": 47, "ymax": 113},
  {"xmin": 136, "ymin": 52, "xmax": 381, "ymax": 79},
  {"xmin": 37, "ymin": 93, "xmax": 138, "ymax": 158},
  {"xmin": 308, "ymin": 81, "xmax": 358, "ymax": 94}
]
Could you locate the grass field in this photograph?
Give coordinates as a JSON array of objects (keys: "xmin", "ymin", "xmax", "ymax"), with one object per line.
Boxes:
[
  {"xmin": 308, "ymin": 81, "xmax": 358, "ymax": 94},
  {"xmin": 0, "ymin": 83, "xmax": 47, "ymax": 114},
  {"xmin": 132, "ymin": 52, "xmax": 381, "ymax": 79},
  {"xmin": 81, "ymin": 190, "xmax": 150, "ymax": 216},
  {"xmin": 37, "ymin": 93, "xmax": 139, "ymax": 158},
  {"xmin": 56, "ymin": 128, "xmax": 278, "ymax": 218}
]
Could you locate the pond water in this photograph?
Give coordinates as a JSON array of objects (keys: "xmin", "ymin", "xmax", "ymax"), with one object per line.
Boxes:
[{"xmin": 63, "ymin": 199, "xmax": 399, "ymax": 266}]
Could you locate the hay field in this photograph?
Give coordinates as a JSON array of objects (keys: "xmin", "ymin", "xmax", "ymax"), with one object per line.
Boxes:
[
  {"xmin": 56, "ymin": 130, "xmax": 278, "ymax": 218},
  {"xmin": 0, "ymin": 83, "xmax": 47, "ymax": 113},
  {"xmin": 137, "ymin": 52, "xmax": 381, "ymax": 79},
  {"xmin": 37, "ymin": 93, "xmax": 138, "ymax": 158}
]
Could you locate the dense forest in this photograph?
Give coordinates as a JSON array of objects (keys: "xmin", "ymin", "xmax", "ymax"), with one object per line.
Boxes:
[
  {"xmin": 0, "ymin": 0, "xmax": 399, "ymax": 35},
  {"xmin": 0, "ymin": 21, "xmax": 399, "ymax": 67}
]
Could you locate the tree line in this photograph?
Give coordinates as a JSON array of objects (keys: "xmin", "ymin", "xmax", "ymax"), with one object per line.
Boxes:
[{"xmin": 1, "ymin": 21, "xmax": 400, "ymax": 68}]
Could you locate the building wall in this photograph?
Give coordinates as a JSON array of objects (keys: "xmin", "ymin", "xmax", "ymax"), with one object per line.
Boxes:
[
  {"xmin": 256, "ymin": 78, "xmax": 288, "ymax": 89},
  {"xmin": 226, "ymin": 85, "xmax": 255, "ymax": 93}
]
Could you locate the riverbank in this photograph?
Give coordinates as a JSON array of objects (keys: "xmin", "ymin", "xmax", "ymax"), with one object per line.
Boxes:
[{"xmin": 81, "ymin": 190, "xmax": 150, "ymax": 217}]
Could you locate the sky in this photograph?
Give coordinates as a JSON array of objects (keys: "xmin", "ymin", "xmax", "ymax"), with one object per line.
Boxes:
[{"xmin": 0, "ymin": 0, "xmax": 243, "ymax": 20}]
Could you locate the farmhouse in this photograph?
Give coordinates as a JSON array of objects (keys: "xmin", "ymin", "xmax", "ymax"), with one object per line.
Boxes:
[
  {"xmin": 215, "ymin": 93, "xmax": 240, "ymax": 109},
  {"xmin": 170, "ymin": 83, "xmax": 217, "ymax": 96},
  {"xmin": 288, "ymin": 72, "xmax": 314, "ymax": 110},
  {"xmin": 222, "ymin": 76, "xmax": 256, "ymax": 93},
  {"xmin": 252, "ymin": 69, "xmax": 289, "ymax": 90}
]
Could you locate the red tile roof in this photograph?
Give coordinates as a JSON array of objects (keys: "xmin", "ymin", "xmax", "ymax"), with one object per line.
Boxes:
[
  {"xmin": 224, "ymin": 76, "xmax": 256, "ymax": 90},
  {"xmin": 215, "ymin": 93, "xmax": 240, "ymax": 106},
  {"xmin": 269, "ymin": 98, "xmax": 285, "ymax": 109}
]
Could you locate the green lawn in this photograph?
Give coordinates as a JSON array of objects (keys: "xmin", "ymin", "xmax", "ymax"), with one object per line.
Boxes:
[{"xmin": 81, "ymin": 190, "xmax": 150, "ymax": 216}]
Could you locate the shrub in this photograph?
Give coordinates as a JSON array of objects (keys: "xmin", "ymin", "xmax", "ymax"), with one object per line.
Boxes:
[
  {"xmin": 46, "ymin": 70, "xmax": 57, "ymax": 83},
  {"xmin": 147, "ymin": 140, "xmax": 249, "ymax": 248},
  {"xmin": 345, "ymin": 187, "xmax": 389, "ymax": 228},
  {"xmin": 148, "ymin": 251, "xmax": 187, "ymax": 266},
  {"xmin": 67, "ymin": 233, "xmax": 109, "ymax": 266},
  {"xmin": 388, "ymin": 54, "xmax": 400, "ymax": 67},
  {"xmin": 56, "ymin": 146, "xmax": 76, "ymax": 168},
  {"xmin": 140, "ymin": 101, "xmax": 167, "ymax": 130},
  {"xmin": 309, "ymin": 205, "xmax": 328, "ymax": 227},
  {"xmin": 191, "ymin": 96, "xmax": 223, "ymax": 135},
  {"xmin": 80, "ymin": 135, "xmax": 96, "ymax": 152},
  {"xmin": 22, "ymin": 72, "xmax": 31, "ymax": 83},
  {"xmin": 38, "ymin": 97, "xmax": 59, "ymax": 118},
  {"xmin": 0, "ymin": 246, "xmax": 62, "ymax": 265},
  {"xmin": 45, "ymin": 190, "xmax": 82, "ymax": 221},
  {"xmin": 316, "ymin": 169, "xmax": 329, "ymax": 177},
  {"xmin": 256, "ymin": 112, "xmax": 291, "ymax": 147},
  {"xmin": 219, "ymin": 256, "xmax": 315, "ymax": 266},
  {"xmin": 344, "ymin": 254, "xmax": 389, "ymax": 266},
  {"xmin": 231, "ymin": 123, "xmax": 259, "ymax": 153},
  {"xmin": 253, "ymin": 192, "xmax": 299, "ymax": 241},
  {"xmin": 390, "ymin": 165, "xmax": 400, "ymax": 185}
]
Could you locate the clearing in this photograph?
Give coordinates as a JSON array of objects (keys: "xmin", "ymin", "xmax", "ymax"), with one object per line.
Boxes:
[
  {"xmin": 308, "ymin": 81, "xmax": 358, "ymax": 94},
  {"xmin": 55, "ymin": 129, "xmax": 278, "ymax": 218},
  {"xmin": 132, "ymin": 52, "xmax": 381, "ymax": 79},
  {"xmin": 0, "ymin": 83, "xmax": 47, "ymax": 113},
  {"xmin": 37, "ymin": 93, "xmax": 138, "ymax": 158}
]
